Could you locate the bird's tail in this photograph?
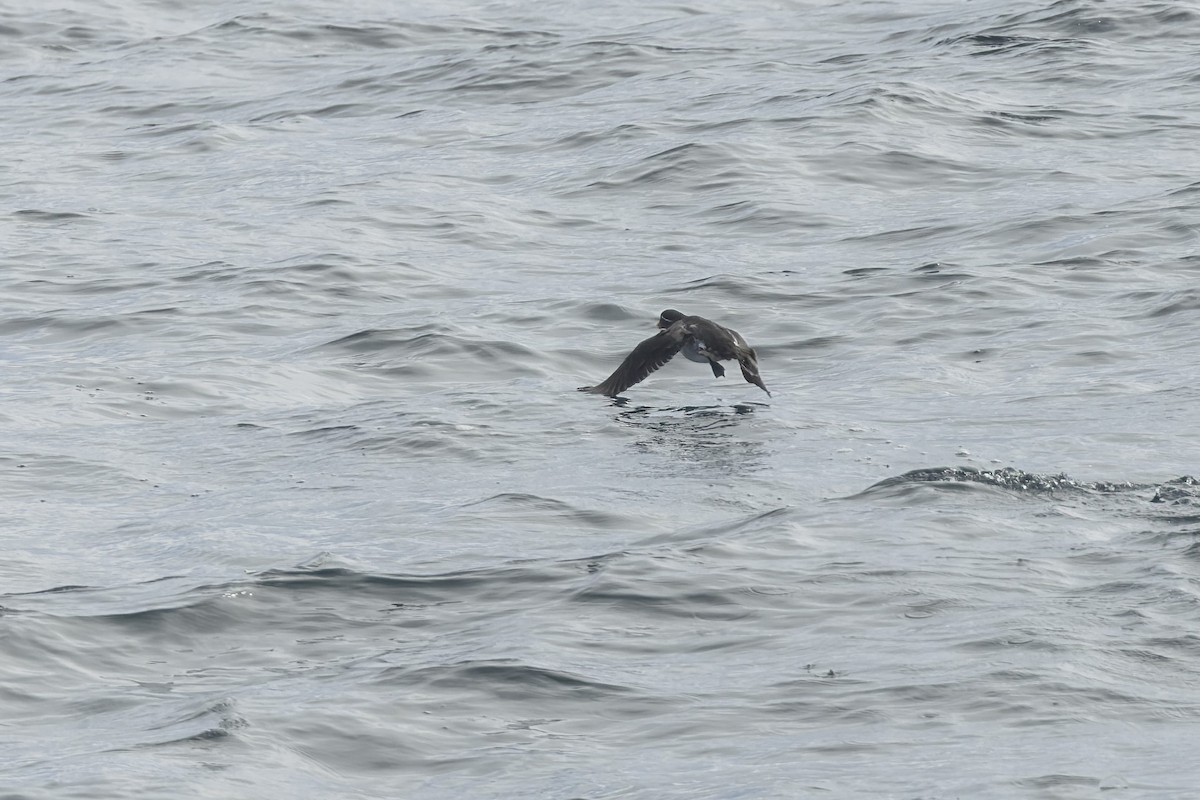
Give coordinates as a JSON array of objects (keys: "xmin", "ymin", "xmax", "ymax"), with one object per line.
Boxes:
[{"xmin": 738, "ymin": 349, "xmax": 770, "ymax": 396}]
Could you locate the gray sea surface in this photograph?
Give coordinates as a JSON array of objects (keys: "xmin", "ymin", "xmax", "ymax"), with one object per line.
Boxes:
[{"xmin": 4, "ymin": 0, "xmax": 1200, "ymax": 797}]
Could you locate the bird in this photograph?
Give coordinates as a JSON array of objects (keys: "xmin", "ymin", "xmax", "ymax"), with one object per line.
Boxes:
[{"xmin": 579, "ymin": 309, "xmax": 770, "ymax": 397}]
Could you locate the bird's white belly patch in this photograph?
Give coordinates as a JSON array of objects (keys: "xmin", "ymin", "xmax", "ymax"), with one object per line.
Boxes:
[{"xmin": 682, "ymin": 339, "xmax": 710, "ymax": 363}]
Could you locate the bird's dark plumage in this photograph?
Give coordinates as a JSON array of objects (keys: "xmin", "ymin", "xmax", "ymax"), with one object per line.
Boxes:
[{"xmin": 580, "ymin": 309, "xmax": 770, "ymax": 397}]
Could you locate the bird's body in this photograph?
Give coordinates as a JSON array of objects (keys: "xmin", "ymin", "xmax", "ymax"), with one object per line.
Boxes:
[{"xmin": 580, "ymin": 309, "xmax": 770, "ymax": 397}]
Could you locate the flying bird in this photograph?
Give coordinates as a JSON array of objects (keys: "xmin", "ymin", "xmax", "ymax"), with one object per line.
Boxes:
[{"xmin": 580, "ymin": 309, "xmax": 770, "ymax": 397}]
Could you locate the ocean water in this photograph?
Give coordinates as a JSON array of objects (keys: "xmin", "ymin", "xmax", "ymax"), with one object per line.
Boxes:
[{"xmin": 3, "ymin": 0, "xmax": 1200, "ymax": 796}]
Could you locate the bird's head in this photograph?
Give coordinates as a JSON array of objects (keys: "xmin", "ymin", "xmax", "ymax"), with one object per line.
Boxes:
[{"xmin": 657, "ymin": 309, "xmax": 685, "ymax": 329}]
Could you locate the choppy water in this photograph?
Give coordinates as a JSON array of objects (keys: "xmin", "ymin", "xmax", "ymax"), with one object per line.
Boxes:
[{"xmin": 4, "ymin": 0, "xmax": 1200, "ymax": 797}]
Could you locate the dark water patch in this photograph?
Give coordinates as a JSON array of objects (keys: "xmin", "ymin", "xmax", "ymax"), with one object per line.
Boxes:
[
  {"xmin": 845, "ymin": 81, "xmax": 992, "ymax": 127},
  {"xmin": 1143, "ymin": 635, "xmax": 1200, "ymax": 657},
  {"xmin": 12, "ymin": 209, "xmax": 93, "ymax": 223},
  {"xmin": 380, "ymin": 659, "xmax": 636, "ymax": 701},
  {"xmin": 132, "ymin": 120, "xmax": 229, "ymax": 140},
  {"xmin": 1143, "ymin": 509, "xmax": 1200, "ymax": 529},
  {"xmin": 345, "ymin": 34, "xmax": 685, "ymax": 111},
  {"xmin": 6, "ymin": 557, "xmax": 583, "ymax": 632},
  {"xmin": 202, "ymin": 13, "xmax": 557, "ymax": 56},
  {"xmin": 3, "ymin": 695, "xmax": 247, "ymax": 777},
  {"xmin": 473, "ymin": 299, "xmax": 640, "ymax": 329},
  {"xmin": 434, "ymin": 39, "xmax": 683, "ymax": 105},
  {"xmin": 300, "ymin": 656, "xmax": 685, "ymax": 776},
  {"xmin": 245, "ymin": 270, "xmax": 364, "ymax": 298},
  {"xmin": 2, "ymin": 543, "xmax": 811, "ymax": 650},
  {"xmin": 271, "ymin": 22, "xmax": 417, "ymax": 50},
  {"xmin": 97, "ymin": 97, "xmax": 254, "ymax": 120},
  {"xmin": 1165, "ymin": 180, "xmax": 1200, "ymax": 198},
  {"xmin": 134, "ymin": 698, "xmax": 248, "ymax": 748},
  {"xmin": 567, "ymin": 141, "xmax": 765, "ymax": 196},
  {"xmin": 285, "ymin": 424, "xmax": 361, "ymax": 441},
  {"xmin": 827, "ymin": 145, "xmax": 995, "ymax": 188},
  {"xmin": 263, "ymin": 412, "xmax": 522, "ymax": 461},
  {"xmin": 635, "ymin": 506, "xmax": 793, "ymax": 547},
  {"xmin": 982, "ymin": 108, "xmax": 1060, "ymax": 126},
  {"xmin": 1014, "ymin": 774, "xmax": 1102, "ymax": 792},
  {"xmin": 839, "ymin": 221, "xmax": 963, "ymax": 244},
  {"xmin": 453, "ymin": 492, "xmax": 636, "ymax": 530},
  {"xmin": 1136, "ymin": 289, "xmax": 1200, "ymax": 319},
  {"xmin": 568, "ymin": 549, "xmax": 773, "ymax": 624},
  {"xmin": 775, "ymin": 334, "xmax": 846, "ymax": 353},
  {"xmin": 206, "ymin": 13, "xmax": 424, "ymax": 42},
  {"xmin": 842, "ymin": 266, "xmax": 889, "ymax": 278},
  {"xmin": 253, "ymin": 561, "xmax": 581, "ymax": 608},
  {"xmin": 570, "ymin": 580, "xmax": 753, "ymax": 623},
  {"xmin": 0, "ymin": 308, "xmax": 191, "ymax": 349},
  {"xmin": 574, "ymin": 301, "xmax": 640, "ymax": 322},
  {"xmin": 168, "ymin": 260, "xmax": 244, "ymax": 285},
  {"xmin": 1179, "ymin": 542, "xmax": 1200, "ymax": 559},
  {"xmin": 545, "ymin": 121, "xmax": 657, "ymax": 152},
  {"xmin": 664, "ymin": 274, "xmax": 824, "ymax": 304},
  {"xmin": 297, "ymin": 195, "xmax": 355, "ymax": 208},
  {"xmin": 972, "ymin": 1, "xmax": 1200, "ymax": 44},
  {"xmin": 519, "ymin": 206, "xmax": 614, "ymax": 232},
  {"xmin": 698, "ymin": 200, "xmax": 836, "ymax": 231},
  {"xmin": 91, "ymin": 149, "xmax": 133, "ymax": 161},
  {"xmin": 955, "ymin": 634, "xmax": 1067, "ymax": 655},
  {"xmin": 956, "ymin": 32, "xmax": 1087, "ymax": 56},
  {"xmin": 2, "ymin": 451, "xmax": 145, "ymax": 498},
  {"xmin": 314, "ymin": 327, "xmax": 540, "ymax": 374},
  {"xmin": 249, "ymin": 102, "xmax": 376, "ymax": 123},
  {"xmin": 908, "ymin": 261, "xmax": 976, "ymax": 281}
]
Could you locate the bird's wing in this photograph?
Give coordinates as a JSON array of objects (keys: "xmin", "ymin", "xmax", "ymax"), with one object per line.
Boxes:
[{"xmin": 581, "ymin": 328, "xmax": 687, "ymax": 397}]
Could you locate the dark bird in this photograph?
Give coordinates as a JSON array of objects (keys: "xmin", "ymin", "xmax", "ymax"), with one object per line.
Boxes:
[{"xmin": 580, "ymin": 309, "xmax": 770, "ymax": 397}]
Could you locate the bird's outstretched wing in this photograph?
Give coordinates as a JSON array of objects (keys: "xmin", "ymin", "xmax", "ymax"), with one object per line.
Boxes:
[{"xmin": 579, "ymin": 328, "xmax": 686, "ymax": 397}]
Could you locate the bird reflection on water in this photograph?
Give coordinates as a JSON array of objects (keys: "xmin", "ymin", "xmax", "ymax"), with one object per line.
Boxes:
[{"xmin": 610, "ymin": 401, "xmax": 770, "ymax": 478}]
